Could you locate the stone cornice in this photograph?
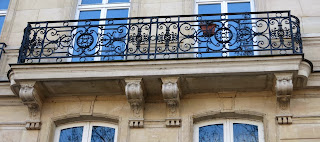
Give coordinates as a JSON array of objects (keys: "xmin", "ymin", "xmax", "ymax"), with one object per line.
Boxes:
[{"xmin": 10, "ymin": 56, "xmax": 305, "ymax": 81}]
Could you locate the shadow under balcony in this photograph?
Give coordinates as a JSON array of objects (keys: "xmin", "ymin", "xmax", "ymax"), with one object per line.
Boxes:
[{"xmin": 9, "ymin": 11, "xmax": 312, "ymax": 99}]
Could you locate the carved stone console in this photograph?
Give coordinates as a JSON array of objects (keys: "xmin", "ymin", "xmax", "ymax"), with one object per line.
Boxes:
[
  {"xmin": 125, "ymin": 78, "xmax": 145, "ymax": 128},
  {"xmin": 274, "ymin": 73, "xmax": 293, "ymax": 124},
  {"xmin": 161, "ymin": 77, "xmax": 181, "ymax": 127},
  {"xmin": 19, "ymin": 81, "xmax": 43, "ymax": 130}
]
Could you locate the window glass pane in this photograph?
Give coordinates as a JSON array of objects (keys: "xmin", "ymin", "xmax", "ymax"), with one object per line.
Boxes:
[
  {"xmin": 227, "ymin": 2, "xmax": 253, "ymax": 56},
  {"xmin": 0, "ymin": 0, "xmax": 10, "ymax": 9},
  {"xmin": 102, "ymin": 9, "xmax": 128, "ymax": 61},
  {"xmin": 59, "ymin": 126, "xmax": 84, "ymax": 142},
  {"xmin": 199, "ymin": 124, "xmax": 223, "ymax": 142},
  {"xmin": 81, "ymin": 0, "xmax": 102, "ymax": 4},
  {"xmin": 108, "ymin": 0, "xmax": 129, "ymax": 3},
  {"xmin": 0, "ymin": 16, "xmax": 5, "ymax": 34},
  {"xmin": 233, "ymin": 123, "xmax": 258, "ymax": 142},
  {"xmin": 198, "ymin": 4, "xmax": 222, "ymax": 57},
  {"xmin": 91, "ymin": 126, "xmax": 115, "ymax": 142},
  {"xmin": 72, "ymin": 10, "xmax": 101, "ymax": 62}
]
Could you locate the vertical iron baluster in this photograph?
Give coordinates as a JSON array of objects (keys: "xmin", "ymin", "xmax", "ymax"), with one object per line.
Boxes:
[
  {"xmin": 18, "ymin": 23, "xmax": 32, "ymax": 63},
  {"xmin": 147, "ymin": 17, "xmax": 153, "ymax": 60},
  {"xmin": 38, "ymin": 22, "xmax": 49, "ymax": 63},
  {"xmin": 266, "ymin": 12, "xmax": 273, "ymax": 55},
  {"xmin": 125, "ymin": 18, "xmax": 131, "ymax": 61},
  {"xmin": 176, "ymin": 16, "xmax": 180, "ymax": 59},
  {"xmin": 288, "ymin": 11, "xmax": 296, "ymax": 54},
  {"xmin": 154, "ymin": 17, "xmax": 159, "ymax": 59}
]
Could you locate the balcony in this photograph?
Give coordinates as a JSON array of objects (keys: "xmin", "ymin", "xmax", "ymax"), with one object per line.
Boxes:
[
  {"xmin": 18, "ymin": 11, "xmax": 302, "ymax": 63},
  {"xmin": 9, "ymin": 11, "xmax": 311, "ymax": 102}
]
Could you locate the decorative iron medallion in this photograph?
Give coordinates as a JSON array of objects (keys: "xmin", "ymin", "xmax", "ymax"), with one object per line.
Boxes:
[{"xmin": 76, "ymin": 33, "xmax": 94, "ymax": 48}]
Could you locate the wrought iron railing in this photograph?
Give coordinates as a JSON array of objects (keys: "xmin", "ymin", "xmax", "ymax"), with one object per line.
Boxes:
[
  {"xmin": 0, "ymin": 43, "xmax": 6, "ymax": 61},
  {"xmin": 18, "ymin": 11, "xmax": 302, "ymax": 63}
]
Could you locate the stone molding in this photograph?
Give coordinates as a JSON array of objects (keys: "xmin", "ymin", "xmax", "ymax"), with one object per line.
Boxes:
[
  {"xmin": 274, "ymin": 73, "xmax": 293, "ymax": 124},
  {"xmin": 165, "ymin": 118, "xmax": 181, "ymax": 127},
  {"xmin": 19, "ymin": 81, "xmax": 43, "ymax": 130},
  {"xmin": 276, "ymin": 115, "xmax": 293, "ymax": 124},
  {"xmin": 129, "ymin": 119, "xmax": 144, "ymax": 128}
]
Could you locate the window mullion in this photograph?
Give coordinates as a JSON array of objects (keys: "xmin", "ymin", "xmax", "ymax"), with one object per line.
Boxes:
[
  {"xmin": 83, "ymin": 122, "xmax": 91, "ymax": 142},
  {"xmin": 224, "ymin": 119, "xmax": 229, "ymax": 142},
  {"xmin": 229, "ymin": 120, "xmax": 234, "ymax": 142}
]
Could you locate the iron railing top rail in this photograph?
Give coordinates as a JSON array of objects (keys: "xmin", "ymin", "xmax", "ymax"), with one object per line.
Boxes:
[
  {"xmin": 18, "ymin": 11, "xmax": 303, "ymax": 64},
  {"xmin": 28, "ymin": 10, "xmax": 292, "ymax": 24}
]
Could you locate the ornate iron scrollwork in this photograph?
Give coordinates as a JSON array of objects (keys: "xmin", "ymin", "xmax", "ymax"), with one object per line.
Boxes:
[{"xmin": 18, "ymin": 11, "xmax": 303, "ymax": 63}]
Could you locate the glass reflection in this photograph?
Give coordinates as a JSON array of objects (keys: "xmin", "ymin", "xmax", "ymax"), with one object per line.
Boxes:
[
  {"xmin": 59, "ymin": 126, "xmax": 83, "ymax": 142},
  {"xmin": 233, "ymin": 123, "xmax": 258, "ymax": 142},
  {"xmin": 0, "ymin": 0, "xmax": 10, "ymax": 9},
  {"xmin": 199, "ymin": 124, "xmax": 223, "ymax": 142},
  {"xmin": 91, "ymin": 126, "xmax": 115, "ymax": 142},
  {"xmin": 81, "ymin": 0, "xmax": 102, "ymax": 5},
  {"xmin": 108, "ymin": 0, "xmax": 129, "ymax": 3}
]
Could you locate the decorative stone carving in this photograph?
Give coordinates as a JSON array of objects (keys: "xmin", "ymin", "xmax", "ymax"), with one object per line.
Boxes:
[
  {"xmin": 274, "ymin": 73, "xmax": 293, "ymax": 125},
  {"xmin": 161, "ymin": 77, "xmax": 181, "ymax": 127},
  {"xmin": 274, "ymin": 73, "xmax": 293, "ymax": 111},
  {"xmin": 129, "ymin": 119, "xmax": 144, "ymax": 128},
  {"xmin": 26, "ymin": 121, "xmax": 41, "ymax": 130},
  {"xmin": 19, "ymin": 82, "xmax": 43, "ymax": 130},
  {"xmin": 276, "ymin": 115, "xmax": 293, "ymax": 124},
  {"xmin": 125, "ymin": 78, "xmax": 144, "ymax": 128},
  {"xmin": 165, "ymin": 118, "xmax": 181, "ymax": 127}
]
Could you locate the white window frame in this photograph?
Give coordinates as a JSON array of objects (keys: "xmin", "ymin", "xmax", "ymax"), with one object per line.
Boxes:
[
  {"xmin": 195, "ymin": 0, "xmax": 256, "ymax": 57},
  {"xmin": 194, "ymin": 119, "xmax": 264, "ymax": 142},
  {"xmin": 54, "ymin": 122, "xmax": 118, "ymax": 142},
  {"xmin": 69, "ymin": 0, "xmax": 130, "ymax": 61}
]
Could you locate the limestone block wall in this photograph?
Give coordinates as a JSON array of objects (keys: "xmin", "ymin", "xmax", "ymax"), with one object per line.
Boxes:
[
  {"xmin": 0, "ymin": 0, "xmax": 319, "ymax": 142},
  {"xmin": 1, "ymin": 89, "xmax": 320, "ymax": 141}
]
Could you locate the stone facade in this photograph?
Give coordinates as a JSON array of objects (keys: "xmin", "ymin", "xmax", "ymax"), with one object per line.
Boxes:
[{"xmin": 0, "ymin": 0, "xmax": 320, "ymax": 142}]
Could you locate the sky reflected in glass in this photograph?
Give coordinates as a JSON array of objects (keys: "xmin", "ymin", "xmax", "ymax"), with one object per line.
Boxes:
[
  {"xmin": 59, "ymin": 126, "xmax": 83, "ymax": 142},
  {"xmin": 199, "ymin": 124, "xmax": 223, "ymax": 142},
  {"xmin": 91, "ymin": 126, "xmax": 115, "ymax": 142},
  {"xmin": 233, "ymin": 123, "xmax": 259, "ymax": 142}
]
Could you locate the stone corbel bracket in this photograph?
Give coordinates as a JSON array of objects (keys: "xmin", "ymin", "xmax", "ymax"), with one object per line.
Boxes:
[
  {"xmin": 19, "ymin": 81, "xmax": 43, "ymax": 130},
  {"xmin": 161, "ymin": 77, "xmax": 181, "ymax": 127},
  {"xmin": 125, "ymin": 78, "xmax": 145, "ymax": 128},
  {"xmin": 274, "ymin": 73, "xmax": 293, "ymax": 124}
]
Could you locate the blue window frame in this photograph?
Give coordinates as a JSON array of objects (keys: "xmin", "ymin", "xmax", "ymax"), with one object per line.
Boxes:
[
  {"xmin": 75, "ymin": 0, "xmax": 130, "ymax": 61},
  {"xmin": 197, "ymin": 0, "xmax": 253, "ymax": 57},
  {"xmin": 0, "ymin": 0, "xmax": 10, "ymax": 36}
]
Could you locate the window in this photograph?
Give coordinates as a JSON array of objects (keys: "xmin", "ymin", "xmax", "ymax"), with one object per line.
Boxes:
[
  {"xmin": 196, "ymin": 0, "xmax": 254, "ymax": 57},
  {"xmin": 74, "ymin": 0, "xmax": 130, "ymax": 61},
  {"xmin": 194, "ymin": 119, "xmax": 264, "ymax": 142},
  {"xmin": 54, "ymin": 122, "xmax": 118, "ymax": 142},
  {"xmin": 0, "ymin": 0, "xmax": 10, "ymax": 36}
]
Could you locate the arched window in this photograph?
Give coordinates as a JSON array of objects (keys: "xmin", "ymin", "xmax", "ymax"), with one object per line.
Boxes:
[
  {"xmin": 54, "ymin": 122, "xmax": 118, "ymax": 142},
  {"xmin": 194, "ymin": 119, "xmax": 264, "ymax": 142}
]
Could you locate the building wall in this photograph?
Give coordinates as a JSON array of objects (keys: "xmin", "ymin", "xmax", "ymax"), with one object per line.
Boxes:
[{"xmin": 0, "ymin": 0, "xmax": 319, "ymax": 142}]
